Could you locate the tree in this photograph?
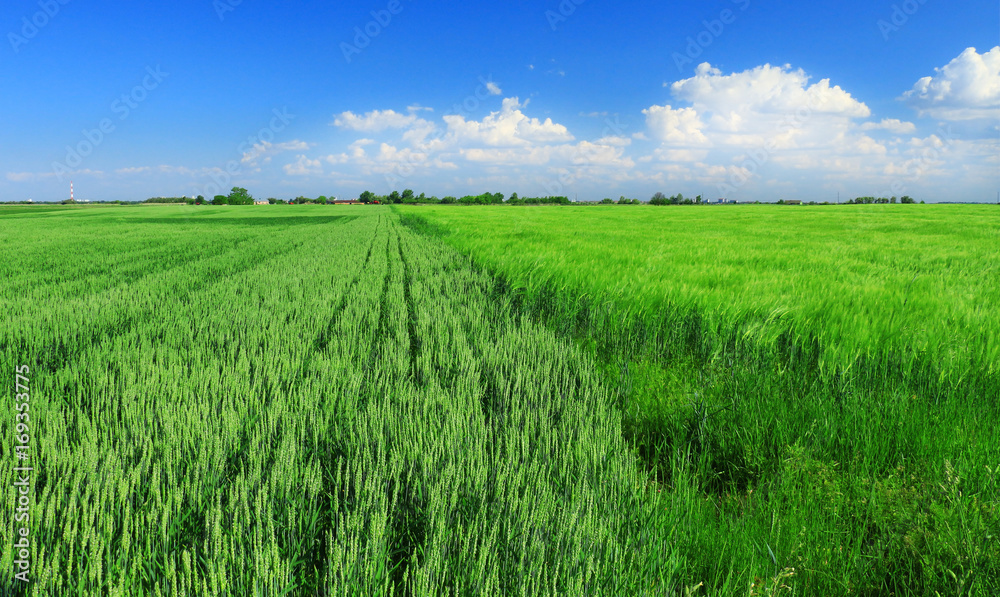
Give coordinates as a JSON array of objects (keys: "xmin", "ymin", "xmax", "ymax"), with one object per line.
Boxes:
[
  {"xmin": 600, "ymin": 198, "xmax": 614, "ymax": 204},
  {"xmin": 196, "ymin": 195, "xmax": 205, "ymax": 205},
  {"xmin": 650, "ymin": 192, "xmax": 667, "ymax": 206},
  {"xmin": 401, "ymin": 189, "xmax": 415, "ymax": 203},
  {"xmin": 389, "ymin": 191, "xmax": 401, "ymax": 204},
  {"xmin": 212, "ymin": 195, "xmax": 227, "ymax": 205},
  {"xmin": 900, "ymin": 195, "xmax": 916, "ymax": 204},
  {"xmin": 228, "ymin": 187, "xmax": 253, "ymax": 205},
  {"xmin": 359, "ymin": 190, "xmax": 375, "ymax": 204},
  {"xmin": 441, "ymin": 196, "xmax": 456, "ymax": 204},
  {"xmin": 316, "ymin": 195, "xmax": 328, "ymax": 205}
]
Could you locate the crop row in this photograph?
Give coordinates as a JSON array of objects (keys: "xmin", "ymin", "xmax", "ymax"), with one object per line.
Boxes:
[{"xmin": 1, "ymin": 208, "xmax": 685, "ymax": 595}]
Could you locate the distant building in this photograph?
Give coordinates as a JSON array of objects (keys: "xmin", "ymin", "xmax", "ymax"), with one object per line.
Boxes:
[
  {"xmin": 333, "ymin": 200, "xmax": 362, "ymax": 205},
  {"xmin": 784, "ymin": 200, "xmax": 802, "ymax": 205},
  {"xmin": 254, "ymin": 200, "xmax": 269, "ymax": 205}
]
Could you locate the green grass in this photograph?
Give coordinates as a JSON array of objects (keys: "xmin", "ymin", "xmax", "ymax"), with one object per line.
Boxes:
[
  {"xmin": 397, "ymin": 204, "xmax": 1000, "ymax": 595},
  {"xmin": 396, "ymin": 205, "xmax": 1000, "ymax": 379},
  {"xmin": 2, "ymin": 204, "xmax": 997, "ymax": 595},
  {"xmin": 1, "ymin": 206, "xmax": 675, "ymax": 596}
]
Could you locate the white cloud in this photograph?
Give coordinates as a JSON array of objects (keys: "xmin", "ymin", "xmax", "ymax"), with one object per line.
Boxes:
[
  {"xmin": 651, "ymin": 148, "xmax": 710, "ymax": 162},
  {"xmin": 442, "ymin": 97, "xmax": 574, "ymax": 147},
  {"xmin": 861, "ymin": 118, "xmax": 917, "ymax": 134},
  {"xmin": 241, "ymin": 140, "xmax": 311, "ymax": 167},
  {"xmin": 485, "ymin": 81, "xmax": 502, "ymax": 95},
  {"xmin": 595, "ymin": 135, "xmax": 631, "ymax": 147},
  {"xmin": 854, "ymin": 135, "xmax": 888, "ymax": 156},
  {"xmin": 283, "ymin": 155, "xmax": 323, "ymax": 176},
  {"xmin": 7, "ymin": 171, "xmax": 56, "ymax": 182},
  {"xmin": 332, "ymin": 109, "xmax": 427, "ymax": 132},
  {"xmin": 8, "ymin": 169, "xmax": 103, "ymax": 181},
  {"xmin": 459, "ymin": 139, "xmax": 631, "ymax": 169},
  {"xmin": 325, "ymin": 139, "xmax": 375, "ymax": 165},
  {"xmin": 671, "ymin": 62, "xmax": 870, "ymax": 119},
  {"xmin": 114, "ymin": 166, "xmax": 151, "ymax": 175},
  {"xmin": 267, "ymin": 60, "xmax": 995, "ymax": 201},
  {"xmin": 902, "ymin": 47, "xmax": 1000, "ymax": 121},
  {"xmin": 627, "ymin": 61, "xmax": 999, "ymax": 198},
  {"xmin": 642, "ymin": 105, "xmax": 710, "ymax": 146},
  {"xmin": 643, "ymin": 62, "xmax": 878, "ymax": 164}
]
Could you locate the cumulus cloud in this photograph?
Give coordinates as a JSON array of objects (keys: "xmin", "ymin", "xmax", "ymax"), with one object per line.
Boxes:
[
  {"xmin": 283, "ymin": 155, "xmax": 323, "ymax": 176},
  {"xmin": 332, "ymin": 109, "xmax": 428, "ymax": 132},
  {"xmin": 241, "ymin": 140, "xmax": 311, "ymax": 167},
  {"xmin": 291, "ymin": 95, "xmax": 640, "ymax": 193},
  {"xmin": 324, "ymin": 139, "xmax": 374, "ymax": 165},
  {"xmin": 271, "ymin": 60, "xmax": 995, "ymax": 200},
  {"xmin": 442, "ymin": 97, "xmax": 574, "ymax": 147},
  {"xmin": 671, "ymin": 62, "xmax": 870, "ymax": 119},
  {"xmin": 860, "ymin": 118, "xmax": 917, "ymax": 134},
  {"xmin": 643, "ymin": 62, "xmax": 877, "ymax": 161},
  {"xmin": 642, "ymin": 105, "xmax": 709, "ymax": 146},
  {"xmin": 902, "ymin": 47, "xmax": 1000, "ymax": 121}
]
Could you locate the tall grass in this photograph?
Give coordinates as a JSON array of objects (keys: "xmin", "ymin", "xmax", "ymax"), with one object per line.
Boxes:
[
  {"xmin": 398, "ymin": 204, "xmax": 1000, "ymax": 595},
  {"xmin": 1, "ymin": 206, "xmax": 696, "ymax": 595}
]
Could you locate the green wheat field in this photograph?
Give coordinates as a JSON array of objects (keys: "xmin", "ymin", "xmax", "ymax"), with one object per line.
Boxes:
[{"xmin": 2, "ymin": 204, "xmax": 998, "ymax": 596}]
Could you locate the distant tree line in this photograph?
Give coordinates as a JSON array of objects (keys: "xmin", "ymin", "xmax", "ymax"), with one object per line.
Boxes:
[
  {"xmin": 143, "ymin": 196, "xmax": 189, "ymax": 204},
  {"xmin": 4, "ymin": 188, "xmax": 934, "ymax": 206},
  {"xmin": 355, "ymin": 190, "xmax": 571, "ymax": 205},
  {"xmin": 648, "ymin": 192, "xmax": 704, "ymax": 205},
  {"xmin": 843, "ymin": 195, "xmax": 918, "ymax": 204}
]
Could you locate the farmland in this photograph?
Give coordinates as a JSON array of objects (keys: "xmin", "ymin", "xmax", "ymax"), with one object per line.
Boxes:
[
  {"xmin": 398, "ymin": 204, "xmax": 1000, "ymax": 595},
  {"xmin": 2, "ymin": 204, "xmax": 998, "ymax": 595}
]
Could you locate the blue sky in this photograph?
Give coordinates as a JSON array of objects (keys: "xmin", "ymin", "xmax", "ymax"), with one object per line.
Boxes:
[{"xmin": 2, "ymin": 0, "xmax": 998, "ymax": 202}]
